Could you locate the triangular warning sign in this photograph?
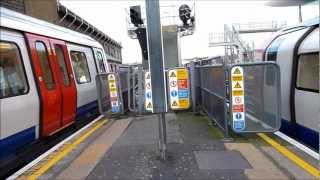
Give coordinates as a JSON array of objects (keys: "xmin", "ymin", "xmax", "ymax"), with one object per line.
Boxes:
[
  {"xmin": 147, "ymin": 102, "xmax": 152, "ymax": 108},
  {"xmin": 170, "ymin": 72, "xmax": 176, "ymax": 78},
  {"xmin": 146, "ymin": 74, "xmax": 151, "ymax": 79},
  {"xmin": 234, "ymin": 82, "xmax": 242, "ymax": 88},
  {"xmin": 233, "ymin": 68, "xmax": 241, "ymax": 74},
  {"xmin": 109, "ymin": 74, "xmax": 115, "ymax": 80},
  {"xmin": 111, "ymin": 83, "xmax": 115, "ymax": 88},
  {"xmin": 172, "ymin": 101, "xmax": 178, "ymax": 106}
]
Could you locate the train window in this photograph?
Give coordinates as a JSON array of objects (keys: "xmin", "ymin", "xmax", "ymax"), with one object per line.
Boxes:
[
  {"xmin": 55, "ymin": 45, "xmax": 70, "ymax": 86},
  {"xmin": 95, "ymin": 51, "xmax": 106, "ymax": 73},
  {"xmin": 70, "ymin": 51, "xmax": 91, "ymax": 84},
  {"xmin": 296, "ymin": 53, "xmax": 319, "ymax": 92},
  {"xmin": 266, "ymin": 37, "xmax": 285, "ymax": 62},
  {"xmin": 36, "ymin": 42, "xmax": 55, "ymax": 90},
  {"xmin": 0, "ymin": 41, "xmax": 28, "ymax": 98}
]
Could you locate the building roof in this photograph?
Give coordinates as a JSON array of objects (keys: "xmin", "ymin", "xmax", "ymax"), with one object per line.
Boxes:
[
  {"xmin": 0, "ymin": 7, "xmax": 103, "ymax": 48},
  {"xmin": 57, "ymin": 4, "xmax": 122, "ymax": 48}
]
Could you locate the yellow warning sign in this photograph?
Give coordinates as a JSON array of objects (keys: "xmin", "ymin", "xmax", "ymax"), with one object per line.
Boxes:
[
  {"xmin": 234, "ymin": 82, "xmax": 242, "ymax": 89},
  {"xmin": 170, "ymin": 71, "xmax": 177, "ymax": 78},
  {"xmin": 147, "ymin": 102, "xmax": 152, "ymax": 109},
  {"xmin": 177, "ymin": 69, "xmax": 188, "ymax": 79},
  {"xmin": 179, "ymin": 99, "xmax": 189, "ymax": 108},
  {"xmin": 232, "ymin": 90, "xmax": 243, "ymax": 96},
  {"xmin": 110, "ymin": 87, "xmax": 117, "ymax": 92},
  {"xmin": 110, "ymin": 83, "xmax": 115, "ymax": 88},
  {"xmin": 232, "ymin": 76, "xmax": 243, "ymax": 81},
  {"xmin": 233, "ymin": 68, "xmax": 241, "ymax": 75}
]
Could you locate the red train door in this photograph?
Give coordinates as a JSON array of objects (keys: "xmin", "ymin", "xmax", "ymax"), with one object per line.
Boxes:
[
  {"xmin": 26, "ymin": 33, "xmax": 62, "ymax": 136},
  {"xmin": 49, "ymin": 39, "xmax": 77, "ymax": 127},
  {"xmin": 26, "ymin": 33, "xmax": 76, "ymax": 136}
]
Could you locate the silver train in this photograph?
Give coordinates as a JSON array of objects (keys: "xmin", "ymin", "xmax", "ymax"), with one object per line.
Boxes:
[
  {"xmin": 262, "ymin": 18, "xmax": 319, "ymax": 150},
  {"xmin": 0, "ymin": 7, "xmax": 110, "ymax": 165}
]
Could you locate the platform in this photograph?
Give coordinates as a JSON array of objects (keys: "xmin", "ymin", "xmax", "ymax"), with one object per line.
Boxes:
[{"xmin": 12, "ymin": 113, "xmax": 319, "ymax": 180}]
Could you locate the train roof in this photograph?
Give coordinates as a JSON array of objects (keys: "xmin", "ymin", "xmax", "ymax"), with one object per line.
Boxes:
[
  {"xmin": 281, "ymin": 17, "xmax": 319, "ymax": 33},
  {"xmin": 0, "ymin": 7, "xmax": 102, "ymax": 48}
]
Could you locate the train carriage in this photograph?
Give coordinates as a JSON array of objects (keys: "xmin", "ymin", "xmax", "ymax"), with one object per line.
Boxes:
[
  {"xmin": 0, "ymin": 7, "xmax": 109, "ymax": 163},
  {"xmin": 263, "ymin": 18, "xmax": 319, "ymax": 150}
]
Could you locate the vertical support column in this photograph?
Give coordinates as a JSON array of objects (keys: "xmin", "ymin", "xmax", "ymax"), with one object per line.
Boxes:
[
  {"xmin": 137, "ymin": 65, "xmax": 144, "ymax": 115},
  {"xmin": 145, "ymin": 0, "xmax": 168, "ymax": 160},
  {"xmin": 190, "ymin": 62, "xmax": 197, "ymax": 113},
  {"xmin": 223, "ymin": 67, "xmax": 232, "ymax": 142}
]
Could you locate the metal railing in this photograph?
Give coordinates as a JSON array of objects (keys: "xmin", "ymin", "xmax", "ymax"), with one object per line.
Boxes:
[{"xmin": 189, "ymin": 62, "xmax": 231, "ymax": 139}]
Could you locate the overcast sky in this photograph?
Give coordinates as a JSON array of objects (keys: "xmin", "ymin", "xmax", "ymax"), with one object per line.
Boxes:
[{"xmin": 60, "ymin": 0, "xmax": 319, "ymax": 64}]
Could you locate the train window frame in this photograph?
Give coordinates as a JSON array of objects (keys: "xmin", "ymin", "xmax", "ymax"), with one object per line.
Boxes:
[
  {"xmin": 54, "ymin": 45, "xmax": 71, "ymax": 86},
  {"xmin": 70, "ymin": 50, "xmax": 92, "ymax": 84},
  {"xmin": 94, "ymin": 49, "xmax": 106, "ymax": 73},
  {"xmin": 35, "ymin": 41, "xmax": 56, "ymax": 90},
  {"xmin": 0, "ymin": 40, "xmax": 30, "ymax": 99},
  {"xmin": 295, "ymin": 52, "xmax": 319, "ymax": 93}
]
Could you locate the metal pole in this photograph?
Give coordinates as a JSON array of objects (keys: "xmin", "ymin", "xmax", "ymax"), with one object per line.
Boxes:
[
  {"xmin": 190, "ymin": 62, "xmax": 197, "ymax": 113},
  {"xmin": 145, "ymin": 0, "xmax": 168, "ymax": 160},
  {"xmin": 158, "ymin": 113, "xmax": 167, "ymax": 160},
  {"xmin": 137, "ymin": 65, "xmax": 144, "ymax": 114},
  {"xmin": 298, "ymin": 5, "xmax": 302, "ymax": 23},
  {"xmin": 222, "ymin": 68, "xmax": 233, "ymax": 142}
]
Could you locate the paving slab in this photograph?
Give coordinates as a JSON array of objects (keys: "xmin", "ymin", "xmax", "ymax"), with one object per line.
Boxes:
[{"xmin": 87, "ymin": 113, "xmax": 247, "ymax": 180}]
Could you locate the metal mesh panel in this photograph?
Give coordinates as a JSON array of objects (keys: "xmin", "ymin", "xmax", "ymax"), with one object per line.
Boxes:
[
  {"xmin": 199, "ymin": 65, "xmax": 227, "ymax": 130},
  {"xmin": 230, "ymin": 64, "xmax": 281, "ymax": 132}
]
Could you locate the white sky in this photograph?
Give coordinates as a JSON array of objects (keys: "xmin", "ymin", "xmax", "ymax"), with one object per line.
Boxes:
[{"xmin": 60, "ymin": 0, "xmax": 319, "ymax": 64}]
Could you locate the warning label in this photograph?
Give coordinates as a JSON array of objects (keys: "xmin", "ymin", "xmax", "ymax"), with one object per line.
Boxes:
[
  {"xmin": 233, "ymin": 68, "xmax": 241, "ymax": 75},
  {"xmin": 232, "ymin": 76, "xmax": 243, "ymax": 81},
  {"xmin": 231, "ymin": 66, "xmax": 245, "ymax": 131},
  {"xmin": 234, "ymin": 82, "xmax": 242, "ymax": 89},
  {"xmin": 172, "ymin": 100, "xmax": 178, "ymax": 107},
  {"xmin": 170, "ymin": 71, "xmax": 177, "ymax": 78},
  {"xmin": 179, "ymin": 99, "xmax": 189, "ymax": 108},
  {"xmin": 178, "ymin": 79, "xmax": 188, "ymax": 89},
  {"xmin": 107, "ymin": 73, "xmax": 120, "ymax": 114},
  {"xmin": 145, "ymin": 71, "xmax": 153, "ymax": 112},
  {"xmin": 168, "ymin": 68, "xmax": 190, "ymax": 110},
  {"xmin": 232, "ymin": 104, "xmax": 244, "ymax": 112},
  {"xmin": 232, "ymin": 90, "xmax": 243, "ymax": 96}
]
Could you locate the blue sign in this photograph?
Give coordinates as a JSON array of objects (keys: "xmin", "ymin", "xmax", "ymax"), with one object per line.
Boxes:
[
  {"xmin": 171, "ymin": 90, "xmax": 178, "ymax": 97},
  {"xmin": 146, "ymin": 92, "xmax": 152, "ymax": 99},
  {"xmin": 111, "ymin": 106, "xmax": 120, "ymax": 113},
  {"xmin": 178, "ymin": 90, "xmax": 189, "ymax": 98},
  {"xmin": 233, "ymin": 120, "xmax": 245, "ymax": 131}
]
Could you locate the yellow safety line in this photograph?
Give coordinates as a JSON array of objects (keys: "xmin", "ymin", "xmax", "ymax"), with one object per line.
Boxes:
[
  {"xmin": 26, "ymin": 119, "xmax": 108, "ymax": 180},
  {"xmin": 257, "ymin": 133, "xmax": 320, "ymax": 178}
]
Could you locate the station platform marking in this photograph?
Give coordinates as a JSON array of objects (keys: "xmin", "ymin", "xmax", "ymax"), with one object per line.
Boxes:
[
  {"xmin": 9, "ymin": 116, "xmax": 108, "ymax": 180},
  {"xmin": 258, "ymin": 133, "xmax": 320, "ymax": 178}
]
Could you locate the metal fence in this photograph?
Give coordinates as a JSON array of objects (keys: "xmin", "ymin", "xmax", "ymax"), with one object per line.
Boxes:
[{"xmin": 189, "ymin": 62, "xmax": 230, "ymax": 138}]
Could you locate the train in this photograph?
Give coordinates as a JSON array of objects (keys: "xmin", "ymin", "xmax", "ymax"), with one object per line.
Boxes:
[
  {"xmin": 0, "ymin": 7, "xmax": 111, "ymax": 173},
  {"xmin": 262, "ymin": 17, "xmax": 319, "ymax": 151}
]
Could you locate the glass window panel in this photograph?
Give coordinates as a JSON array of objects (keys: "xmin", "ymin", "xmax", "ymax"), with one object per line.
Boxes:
[
  {"xmin": 297, "ymin": 53, "xmax": 319, "ymax": 91},
  {"xmin": 55, "ymin": 45, "xmax": 70, "ymax": 86},
  {"xmin": 96, "ymin": 51, "xmax": 106, "ymax": 73},
  {"xmin": 70, "ymin": 51, "xmax": 91, "ymax": 84},
  {"xmin": 0, "ymin": 41, "xmax": 28, "ymax": 98},
  {"xmin": 36, "ymin": 42, "xmax": 55, "ymax": 90}
]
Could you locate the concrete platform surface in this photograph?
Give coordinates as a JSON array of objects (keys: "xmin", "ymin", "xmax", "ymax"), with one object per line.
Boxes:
[{"xmin": 38, "ymin": 113, "xmax": 318, "ymax": 180}]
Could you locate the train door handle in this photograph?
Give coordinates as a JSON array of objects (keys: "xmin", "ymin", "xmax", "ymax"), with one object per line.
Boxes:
[{"xmin": 38, "ymin": 76, "xmax": 43, "ymax": 82}]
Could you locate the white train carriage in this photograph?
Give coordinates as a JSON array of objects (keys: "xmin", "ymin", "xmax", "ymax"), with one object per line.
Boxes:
[
  {"xmin": 263, "ymin": 18, "xmax": 319, "ymax": 150},
  {"xmin": 0, "ymin": 7, "xmax": 109, "ymax": 160}
]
